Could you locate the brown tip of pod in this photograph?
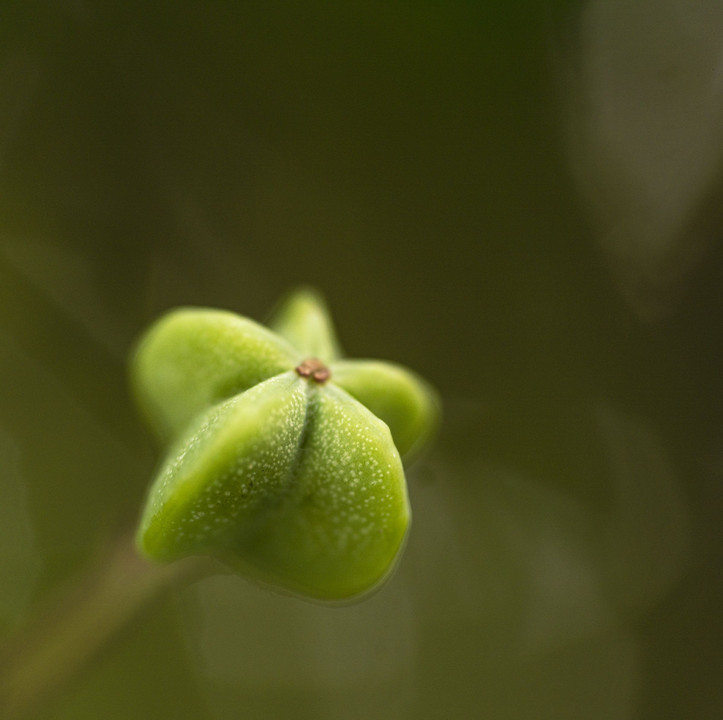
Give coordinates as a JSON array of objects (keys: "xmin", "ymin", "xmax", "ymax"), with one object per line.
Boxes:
[{"xmin": 295, "ymin": 357, "xmax": 331, "ymax": 384}]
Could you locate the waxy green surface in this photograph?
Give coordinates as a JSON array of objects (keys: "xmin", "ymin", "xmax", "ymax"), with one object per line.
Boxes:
[{"xmin": 132, "ymin": 288, "xmax": 439, "ymax": 600}]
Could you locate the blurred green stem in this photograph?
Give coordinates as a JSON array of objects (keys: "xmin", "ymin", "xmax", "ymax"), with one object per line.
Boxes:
[{"xmin": 0, "ymin": 530, "xmax": 205, "ymax": 720}]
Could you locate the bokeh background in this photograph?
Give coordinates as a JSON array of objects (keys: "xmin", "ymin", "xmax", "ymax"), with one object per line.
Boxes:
[{"xmin": 1, "ymin": 1, "xmax": 722, "ymax": 718}]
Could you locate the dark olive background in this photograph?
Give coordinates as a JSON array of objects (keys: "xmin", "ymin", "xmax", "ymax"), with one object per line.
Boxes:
[{"xmin": 1, "ymin": 2, "xmax": 722, "ymax": 719}]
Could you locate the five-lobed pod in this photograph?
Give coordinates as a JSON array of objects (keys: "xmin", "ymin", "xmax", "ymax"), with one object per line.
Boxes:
[{"xmin": 132, "ymin": 288, "xmax": 440, "ymax": 601}]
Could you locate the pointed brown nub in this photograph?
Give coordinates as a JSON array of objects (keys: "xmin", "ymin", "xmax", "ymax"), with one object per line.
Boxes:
[{"xmin": 295, "ymin": 357, "xmax": 331, "ymax": 384}]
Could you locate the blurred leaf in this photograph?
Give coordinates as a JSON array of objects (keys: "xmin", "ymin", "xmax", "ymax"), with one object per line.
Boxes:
[{"xmin": 566, "ymin": 0, "xmax": 723, "ymax": 318}]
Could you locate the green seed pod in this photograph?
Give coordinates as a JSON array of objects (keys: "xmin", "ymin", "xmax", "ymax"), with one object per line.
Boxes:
[
  {"xmin": 132, "ymin": 309, "xmax": 298, "ymax": 442},
  {"xmin": 132, "ymin": 289, "xmax": 439, "ymax": 601},
  {"xmin": 331, "ymin": 359, "xmax": 440, "ymax": 461},
  {"xmin": 268, "ymin": 286, "xmax": 342, "ymax": 362}
]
